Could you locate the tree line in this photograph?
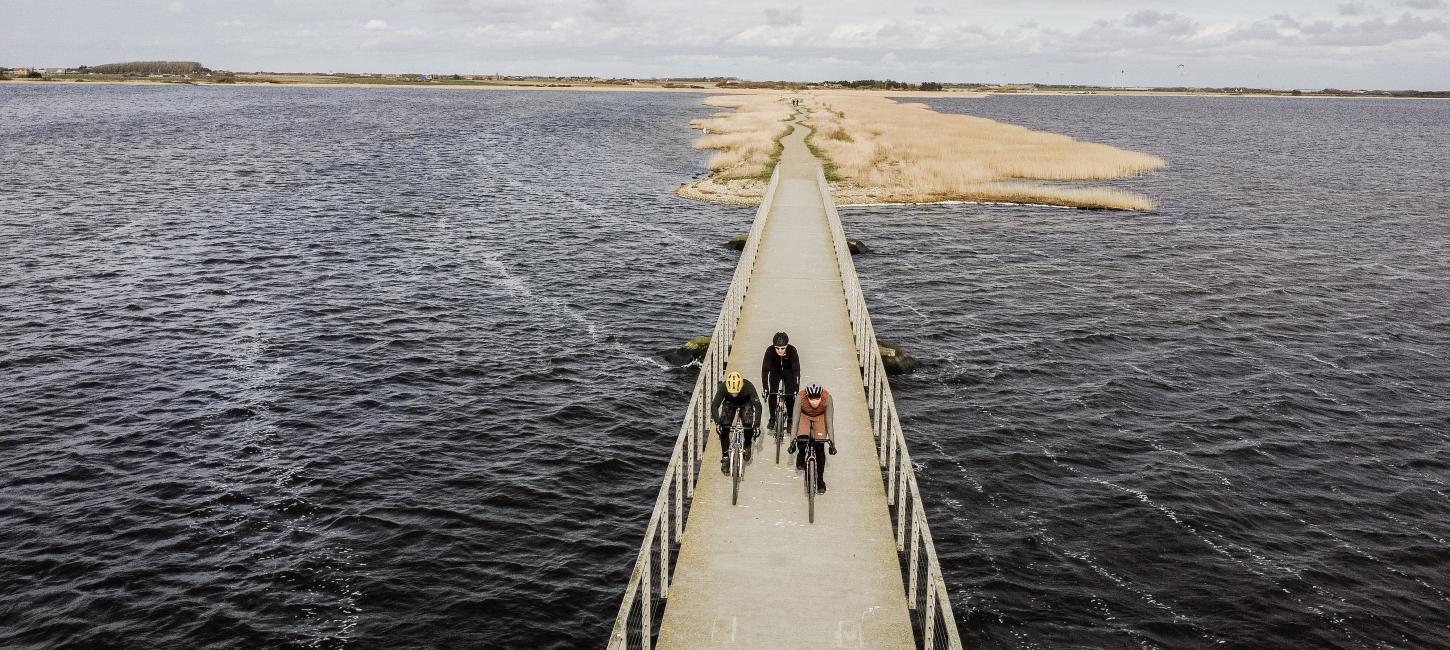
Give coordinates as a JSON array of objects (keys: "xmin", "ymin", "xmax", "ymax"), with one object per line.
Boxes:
[
  {"xmin": 81, "ymin": 61, "xmax": 209, "ymax": 76},
  {"xmin": 826, "ymin": 80, "xmax": 944, "ymax": 91}
]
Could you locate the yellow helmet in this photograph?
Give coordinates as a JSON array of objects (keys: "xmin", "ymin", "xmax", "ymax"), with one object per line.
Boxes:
[{"xmin": 724, "ymin": 371, "xmax": 745, "ymax": 395}]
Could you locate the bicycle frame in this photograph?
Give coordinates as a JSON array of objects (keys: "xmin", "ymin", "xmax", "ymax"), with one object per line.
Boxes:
[
  {"xmin": 726, "ymin": 415, "xmax": 746, "ymax": 506},
  {"xmin": 769, "ymin": 391, "xmax": 787, "ymax": 463}
]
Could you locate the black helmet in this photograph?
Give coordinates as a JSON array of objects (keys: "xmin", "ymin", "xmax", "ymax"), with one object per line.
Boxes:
[
  {"xmin": 806, "ymin": 383, "xmax": 823, "ymax": 398},
  {"xmin": 772, "ymin": 332, "xmax": 789, "ymax": 346}
]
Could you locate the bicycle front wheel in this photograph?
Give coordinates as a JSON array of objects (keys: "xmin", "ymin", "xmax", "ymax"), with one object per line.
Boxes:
[
  {"xmin": 731, "ymin": 448, "xmax": 742, "ymax": 506},
  {"xmin": 774, "ymin": 419, "xmax": 783, "ymax": 464},
  {"xmin": 806, "ymin": 455, "xmax": 816, "ymax": 523}
]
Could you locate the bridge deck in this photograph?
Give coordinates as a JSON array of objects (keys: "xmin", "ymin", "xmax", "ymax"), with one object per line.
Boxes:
[{"xmin": 655, "ymin": 122, "xmax": 915, "ymax": 648}]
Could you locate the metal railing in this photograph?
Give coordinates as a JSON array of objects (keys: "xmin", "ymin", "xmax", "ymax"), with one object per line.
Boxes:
[
  {"xmin": 607, "ymin": 167, "xmax": 780, "ymax": 650},
  {"xmin": 817, "ymin": 168, "xmax": 965, "ymax": 650}
]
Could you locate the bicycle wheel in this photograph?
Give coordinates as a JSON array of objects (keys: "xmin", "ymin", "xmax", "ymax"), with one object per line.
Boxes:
[
  {"xmin": 773, "ymin": 410, "xmax": 784, "ymax": 464},
  {"xmin": 806, "ymin": 453, "xmax": 816, "ymax": 523},
  {"xmin": 731, "ymin": 446, "xmax": 741, "ymax": 506}
]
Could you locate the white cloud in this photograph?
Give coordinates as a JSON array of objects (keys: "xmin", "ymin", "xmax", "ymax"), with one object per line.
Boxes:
[{"xmin": 9, "ymin": 1, "xmax": 1450, "ymax": 88}]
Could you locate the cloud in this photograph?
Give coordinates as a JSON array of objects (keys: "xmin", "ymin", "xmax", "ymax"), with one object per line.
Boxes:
[
  {"xmin": 586, "ymin": 0, "xmax": 636, "ymax": 25},
  {"xmin": 1125, "ymin": 10, "xmax": 1175, "ymax": 28},
  {"xmin": 16, "ymin": 1, "xmax": 1450, "ymax": 87},
  {"xmin": 1233, "ymin": 12, "xmax": 1449, "ymax": 46},
  {"xmin": 168, "ymin": 1, "xmax": 185, "ymax": 14},
  {"xmin": 764, "ymin": 6, "xmax": 804, "ymax": 27}
]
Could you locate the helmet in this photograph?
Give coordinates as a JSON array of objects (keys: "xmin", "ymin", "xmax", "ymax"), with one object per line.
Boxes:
[
  {"xmin": 725, "ymin": 371, "xmax": 745, "ymax": 395},
  {"xmin": 772, "ymin": 332, "xmax": 789, "ymax": 346},
  {"xmin": 806, "ymin": 383, "xmax": 823, "ymax": 399}
]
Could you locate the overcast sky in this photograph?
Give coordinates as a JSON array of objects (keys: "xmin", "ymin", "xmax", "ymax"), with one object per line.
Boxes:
[{"xmin": 4, "ymin": 0, "xmax": 1449, "ymax": 89}]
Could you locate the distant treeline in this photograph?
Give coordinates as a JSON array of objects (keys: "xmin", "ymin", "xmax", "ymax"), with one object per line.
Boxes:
[
  {"xmin": 82, "ymin": 61, "xmax": 209, "ymax": 76},
  {"xmin": 826, "ymin": 80, "xmax": 944, "ymax": 91},
  {"xmin": 718, "ymin": 81, "xmax": 810, "ymax": 90}
]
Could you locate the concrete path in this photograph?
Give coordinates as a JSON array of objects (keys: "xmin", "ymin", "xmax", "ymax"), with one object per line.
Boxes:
[{"xmin": 655, "ymin": 120, "xmax": 915, "ymax": 648}]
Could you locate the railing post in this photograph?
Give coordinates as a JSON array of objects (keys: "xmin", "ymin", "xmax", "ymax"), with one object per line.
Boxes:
[
  {"xmin": 870, "ymin": 380, "xmax": 881, "ymax": 441},
  {"xmin": 659, "ymin": 505, "xmax": 671, "ymax": 598},
  {"xmin": 674, "ymin": 460, "xmax": 684, "ymax": 541},
  {"xmin": 907, "ymin": 512, "xmax": 921, "ymax": 607},
  {"xmin": 866, "ymin": 346, "xmax": 877, "ymax": 405},
  {"xmin": 641, "ymin": 551, "xmax": 652, "ymax": 650},
  {"xmin": 923, "ymin": 569, "xmax": 939, "ymax": 650},
  {"xmin": 886, "ymin": 430, "xmax": 898, "ymax": 504},
  {"xmin": 896, "ymin": 452, "xmax": 909, "ymax": 550}
]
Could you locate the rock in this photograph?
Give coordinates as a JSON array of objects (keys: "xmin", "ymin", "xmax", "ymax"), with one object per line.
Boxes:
[
  {"xmin": 733, "ymin": 235, "xmax": 860, "ymax": 253},
  {"xmin": 662, "ymin": 335, "xmax": 712, "ymax": 366},
  {"xmin": 877, "ymin": 341, "xmax": 918, "ymax": 375}
]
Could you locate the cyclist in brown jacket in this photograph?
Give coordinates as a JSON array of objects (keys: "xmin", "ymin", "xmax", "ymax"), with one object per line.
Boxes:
[{"xmin": 788, "ymin": 383, "xmax": 837, "ymax": 493}]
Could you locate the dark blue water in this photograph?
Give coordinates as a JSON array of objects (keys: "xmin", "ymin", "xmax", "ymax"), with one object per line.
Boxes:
[
  {"xmin": 2, "ymin": 86, "xmax": 1447, "ymax": 649},
  {"xmin": 0, "ymin": 84, "xmax": 740, "ymax": 648},
  {"xmin": 848, "ymin": 94, "xmax": 1450, "ymax": 648}
]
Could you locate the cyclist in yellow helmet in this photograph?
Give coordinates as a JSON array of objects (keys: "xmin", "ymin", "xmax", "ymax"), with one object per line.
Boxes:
[{"xmin": 710, "ymin": 370, "xmax": 762, "ymax": 474}]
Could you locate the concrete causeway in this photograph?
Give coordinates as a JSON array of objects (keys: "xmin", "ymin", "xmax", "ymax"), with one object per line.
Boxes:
[{"xmin": 654, "ymin": 121, "xmax": 916, "ymax": 648}]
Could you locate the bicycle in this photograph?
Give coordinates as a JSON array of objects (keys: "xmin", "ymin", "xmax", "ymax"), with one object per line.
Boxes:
[
  {"xmin": 721, "ymin": 415, "xmax": 746, "ymax": 506},
  {"xmin": 769, "ymin": 391, "xmax": 788, "ymax": 464},
  {"xmin": 792, "ymin": 430, "xmax": 829, "ymax": 524}
]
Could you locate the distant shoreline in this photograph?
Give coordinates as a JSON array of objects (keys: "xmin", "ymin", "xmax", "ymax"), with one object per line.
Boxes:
[{"xmin": 3, "ymin": 77, "xmax": 1446, "ymax": 100}]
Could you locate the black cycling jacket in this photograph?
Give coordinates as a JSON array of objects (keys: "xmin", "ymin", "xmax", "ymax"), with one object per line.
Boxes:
[
  {"xmin": 711, "ymin": 379, "xmax": 762, "ymax": 423},
  {"xmin": 760, "ymin": 344, "xmax": 801, "ymax": 394}
]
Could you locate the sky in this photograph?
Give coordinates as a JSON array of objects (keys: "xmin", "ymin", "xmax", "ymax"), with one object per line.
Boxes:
[{"xmin": 3, "ymin": 0, "xmax": 1449, "ymax": 89}]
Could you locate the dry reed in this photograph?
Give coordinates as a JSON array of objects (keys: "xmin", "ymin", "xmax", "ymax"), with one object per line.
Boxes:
[
  {"xmin": 689, "ymin": 95, "xmax": 794, "ymax": 180},
  {"xmin": 804, "ymin": 95, "xmax": 1165, "ymax": 211}
]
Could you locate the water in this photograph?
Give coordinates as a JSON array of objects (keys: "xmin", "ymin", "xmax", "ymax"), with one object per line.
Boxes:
[
  {"xmin": 1, "ymin": 85, "xmax": 741, "ymax": 648},
  {"xmin": 848, "ymin": 95, "xmax": 1450, "ymax": 648},
  {"xmin": 2, "ymin": 86, "xmax": 1447, "ymax": 648}
]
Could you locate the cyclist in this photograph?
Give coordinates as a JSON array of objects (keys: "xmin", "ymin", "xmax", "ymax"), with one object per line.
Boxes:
[
  {"xmin": 711, "ymin": 370, "xmax": 762, "ymax": 474},
  {"xmin": 760, "ymin": 331, "xmax": 801, "ymax": 432},
  {"xmin": 789, "ymin": 383, "xmax": 837, "ymax": 493}
]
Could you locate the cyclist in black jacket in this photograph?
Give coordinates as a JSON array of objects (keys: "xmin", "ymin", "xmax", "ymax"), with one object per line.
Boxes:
[{"xmin": 761, "ymin": 331, "xmax": 801, "ymax": 431}]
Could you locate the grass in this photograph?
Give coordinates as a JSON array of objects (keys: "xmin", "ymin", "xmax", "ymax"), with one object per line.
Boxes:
[
  {"xmin": 801, "ymin": 110, "xmax": 842, "ymax": 183},
  {"xmin": 803, "ymin": 95, "xmax": 1164, "ymax": 211},
  {"xmin": 760, "ymin": 122, "xmax": 796, "ymax": 180},
  {"xmin": 679, "ymin": 92, "xmax": 1166, "ymax": 211},
  {"xmin": 689, "ymin": 95, "xmax": 795, "ymax": 180}
]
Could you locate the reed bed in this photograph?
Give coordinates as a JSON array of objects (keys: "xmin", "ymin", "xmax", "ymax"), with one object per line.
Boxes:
[
  {"xmin": 804, "ymin": 95, "xmax": 1165, "ymax": 211},
  {"xmin": 689, "ymin": 95, "xmax": 794, "ymax": 180}
]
